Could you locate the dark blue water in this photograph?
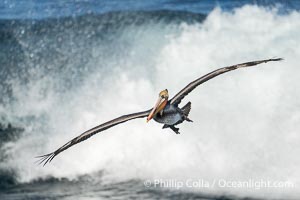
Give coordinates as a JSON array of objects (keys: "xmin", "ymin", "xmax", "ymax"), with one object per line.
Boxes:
[
  {"xmin": 1, "ymin": 0, "xmax": 300, "ymax": 199},
  {"xmin": 0, "ymin": 0, "xmax": 299, "ymax": 19}
]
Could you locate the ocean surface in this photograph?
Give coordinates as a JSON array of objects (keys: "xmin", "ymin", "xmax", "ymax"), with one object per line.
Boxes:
[{"xmin": 1, "ymin": 0, "xmax": 300, "ymax": 199}]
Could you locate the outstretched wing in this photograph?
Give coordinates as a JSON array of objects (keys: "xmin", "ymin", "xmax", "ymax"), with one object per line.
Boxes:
[
  {"xmin": 170, "ymin": 58, "xmax": 283, "ymax": 105},
  {"xmin": 37, "ymin": 109, "xmax": 151, "ymax": 166}
]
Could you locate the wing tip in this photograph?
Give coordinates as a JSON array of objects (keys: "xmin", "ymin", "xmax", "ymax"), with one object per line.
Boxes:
[
  {"xmin": 269, "ymin": 57, "xmax": 284, "ymax": 62},
  {"xmin": 237, "ymin": 57, "xmax": 284, "ymax": 69},
  {"xmin": 35, "ymin": 152, "xmax": 56, "ymax": 166}
]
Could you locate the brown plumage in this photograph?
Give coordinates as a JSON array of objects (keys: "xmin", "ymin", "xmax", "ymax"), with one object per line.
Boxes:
[{"xmin": 37, "ymin": 58, "xmax": 282, "ymax": 166}]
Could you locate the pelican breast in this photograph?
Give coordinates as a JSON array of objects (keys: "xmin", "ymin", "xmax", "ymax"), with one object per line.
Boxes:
[{"xmin": 153, "ymin": 103, "xmax": 183, "ymax": 125}]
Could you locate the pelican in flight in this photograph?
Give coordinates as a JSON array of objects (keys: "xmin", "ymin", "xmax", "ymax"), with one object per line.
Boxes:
[{"xmin": 37, "ymin": 58, "xmax": 282, "ymax": 165}]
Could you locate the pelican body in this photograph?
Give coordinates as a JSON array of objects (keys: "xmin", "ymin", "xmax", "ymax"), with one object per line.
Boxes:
[
  {"xmin": 152, "ymin": 99, "xmax": 192, "ymax": 134},
  {"xmin": 154, "ymin": 102, "xmax": 190, "ymax": 125},
  {"xmin": 37, "ymin": 58, "xmax": 282, "ymax": 165}
]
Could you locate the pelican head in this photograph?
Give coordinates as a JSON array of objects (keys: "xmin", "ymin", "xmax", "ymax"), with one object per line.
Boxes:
[{"xmin": 147, "ymin": 89, "xmax": 169, "ymax": 122}]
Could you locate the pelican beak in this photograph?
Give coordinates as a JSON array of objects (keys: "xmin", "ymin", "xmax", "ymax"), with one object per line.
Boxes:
[{"xmin": 147, "ymin": 97, "xmax": 167, "ymax": 122}]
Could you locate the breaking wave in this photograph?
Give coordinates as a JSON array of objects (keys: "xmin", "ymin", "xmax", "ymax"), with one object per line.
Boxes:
[{"xmin": 0, "ymin": 6, "xmax": 299, "ymax": 199}]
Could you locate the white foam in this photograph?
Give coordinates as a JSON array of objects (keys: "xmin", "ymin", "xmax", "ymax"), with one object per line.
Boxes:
[{"xmin": 1, "ymin": 5, "xmax": 300, "ymax": 199}]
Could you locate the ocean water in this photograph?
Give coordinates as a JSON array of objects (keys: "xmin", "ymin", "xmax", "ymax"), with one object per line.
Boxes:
[{"xmin": 0, "ymin": 1, "xmax": 300, "ymax": 199}]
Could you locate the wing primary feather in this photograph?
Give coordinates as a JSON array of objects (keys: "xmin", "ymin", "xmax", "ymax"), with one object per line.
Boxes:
[
  {"xmin": 170, "ymin": 58, "xmax": 283, "ymax": 105},
  {"xmin": 36, "ymin": 109, "xmax": 151, "ymax": 166}
]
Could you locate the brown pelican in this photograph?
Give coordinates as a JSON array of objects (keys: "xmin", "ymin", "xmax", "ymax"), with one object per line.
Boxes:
[{"xmin": 37, "ymin": 58, "xmax": 282, "ymax": 165}]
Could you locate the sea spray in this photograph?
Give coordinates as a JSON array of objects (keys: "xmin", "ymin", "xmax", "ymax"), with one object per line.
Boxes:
[{"xmin": 0, "ymin": 6, "xmax": 299, "ymax": 199}]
